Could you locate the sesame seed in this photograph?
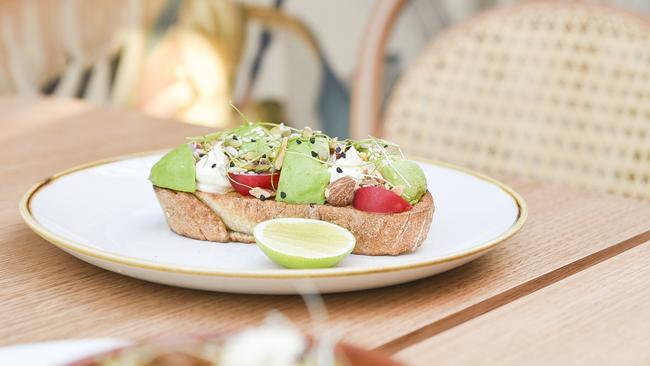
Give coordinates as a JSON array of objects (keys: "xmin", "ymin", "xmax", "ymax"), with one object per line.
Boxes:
[
  {"xmin": 336, "ymin": 167, "xmax": 343, "ymax": 173},
  {"xmin": 311, "ymin": 151, "xmax": 318, "ymax": 157},
  {"xmin": 229, "ymin": 162, "xmax": 235, "ymax": 167},
  {"xmin": 340, "ymin": 152, "xmax": 346, "ymax": 158},
  {"xmin": 211, "ymin": 163, "xmax": 216, "ymax": 168},
  {"xmin": 310, "ymin": 137, "xmax": 315, "ymax": 144},
  {"xmin": 335, "ymin": 146, "xmax": 341, "ymax": 153},
  {"xmin": 259, "ymin": 195, "xmax": 267, "ymax": 201},
  {"xmin": 280, "ymin": 192, "xmax": 286, "ymax": 198},
  {"xmin": 232, "ymin": 136, "xmax": 238, "ymax": 140},
  {"xmin": 384, "ymin": 144, "xmax": 388, "ymax": 148},
  {"xmin": 262, "ymin": 154, "xmax": 267, "ymax": 158},
  {"xmin": 251, "ymin": 139, "xmax": 256, "ymax": 142},
  {"xmin": 296, "ymin": 140, "xmax": 302, "ymax": 144}
]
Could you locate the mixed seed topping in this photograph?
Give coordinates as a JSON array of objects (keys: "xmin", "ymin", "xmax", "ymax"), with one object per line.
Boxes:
[{"xmin": 187, "ymin": 121, "xmax": 408, "ymax": 202}]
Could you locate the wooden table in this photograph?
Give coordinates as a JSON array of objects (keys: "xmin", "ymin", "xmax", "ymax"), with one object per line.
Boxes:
[{"xmin": 1, "ymin": 96, "xmax": 649, "ymax": 365}]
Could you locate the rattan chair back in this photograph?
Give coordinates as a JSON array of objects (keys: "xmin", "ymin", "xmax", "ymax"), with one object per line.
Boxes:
[{"xmin": 383, "ymin": 2, "xmax": 650, "ymax": 199}]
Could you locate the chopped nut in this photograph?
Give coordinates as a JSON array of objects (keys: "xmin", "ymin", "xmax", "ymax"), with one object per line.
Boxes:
[
  {"xmin": 325, "ymin": 176, "xmax": 356, "ymax": 207},
  {"xmin": 328, "ymin": 137, "xmax": 338, "ymax": 150},
  {"xmin": 390, "ymin": 185, "xmax": 406, "ymax": 196},
  {"xmin": 359, "ymin": 175, "xmax": 385, "ymax": 187},
  {"xmin": 249, "ymin": 187, "xmax": 275, "ymax": 200},
  {"xmin": 224, "ymin": 146, "xmax": 238, "ymax": 156},
  {"xmin": 270, "ymin": 127, "xmax": 282, "ymax": 138},
  {"xmin": 270, "ymin": 123, "xmax": 291, "ymax": 138},
  {"xmin": 274, "ymin": 136, "xmax": 289, "ymax": 170},
  {"xmin": 301, "ymin": 126, "xmax": 313, "ymax": 138},
  {"xmin": 318, "ymin": 146, "xmax": 330, "ymax": 161}
]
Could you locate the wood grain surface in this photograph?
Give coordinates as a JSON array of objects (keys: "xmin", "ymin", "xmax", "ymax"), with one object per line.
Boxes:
[
  {"xmin": 395, "ymin": 240, "xmax": 650, "ymax": 366},
  {"xmin": 1, "ymin": 97, "xmax": 649, "ymax": 361}
]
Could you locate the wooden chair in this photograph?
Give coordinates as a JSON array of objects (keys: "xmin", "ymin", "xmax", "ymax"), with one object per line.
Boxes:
[{"xmin": 352, "ymin": 1, "xmax": 650, "ymax": 200}]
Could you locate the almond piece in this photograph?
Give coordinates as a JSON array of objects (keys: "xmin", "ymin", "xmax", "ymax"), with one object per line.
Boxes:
[
  {"xmin": 325, "ymin": 176, "xmax": 356, "ymax": 206},
  {"xmin": 249, "ymin": 187, "xmax": 275, "ymax": 201},
  {"xmin": 390, "ymin": 185, "xmax": 406, "ymax": 197},
  {"xmin": 273, "ymin": 136, "xmax": 289, "ymax": 170}
]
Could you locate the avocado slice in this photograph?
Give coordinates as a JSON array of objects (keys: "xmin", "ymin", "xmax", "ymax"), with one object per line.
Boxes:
[
  {"xmin": 276, "ymin": 137, "xmax": 330, "ymax": 204},
  {"xmin": 149, "ymin": 144, "xmax": 197, "ymax": 192},
  {"xmin": 379, "ymin": 160, "xmax": 427, "ymax": 204}
]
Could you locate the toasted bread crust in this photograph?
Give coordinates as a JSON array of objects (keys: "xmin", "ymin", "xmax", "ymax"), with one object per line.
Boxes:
[{"xmin": 153, "ymin": 187, "xmax": 434, "ymax": 255}]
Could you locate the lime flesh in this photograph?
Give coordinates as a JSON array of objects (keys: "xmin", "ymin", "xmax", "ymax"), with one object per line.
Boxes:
[{"xmin": 253, "ymin": 218, "xmax": 355, "ymax": 269}]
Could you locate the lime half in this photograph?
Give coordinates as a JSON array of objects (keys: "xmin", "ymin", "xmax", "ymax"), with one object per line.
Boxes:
[{"xmin": 253, "ymin": 218, "xmax": 356, "ymax": 269}]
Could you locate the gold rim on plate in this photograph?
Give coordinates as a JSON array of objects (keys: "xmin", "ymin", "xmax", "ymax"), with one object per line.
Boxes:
[{"xmin": 19, "ymin": 151, "xmax": 527, "ymax": 279}]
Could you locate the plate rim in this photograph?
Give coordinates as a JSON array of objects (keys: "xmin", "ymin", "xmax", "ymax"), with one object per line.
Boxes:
[{"xmin": 19, "ymin": 150, "xmax": 528, "ymax": 279}]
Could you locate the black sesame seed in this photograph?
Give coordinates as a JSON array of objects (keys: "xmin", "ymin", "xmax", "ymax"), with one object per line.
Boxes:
[
  {"xmin": 259, "ymin": 195, "xmax": 267, "ymax": 201},
  {"xmin": 384, "ymin": 144, "xmax": 388, "ymax": 148},
  {"xmin": 340, "ymin": 152, "xmax": 346, "ymax": 158},
  {"xmin": 296, "ymin": 140, "xmax": 302, "ymax": 144},
  {"xmin": 232, "ymin": 136, "xmax": 238, "ymax": 140},
  {"xmin": 211, "ymin": 163, "xmax": 216, "ymax": 168},
  {"xmin": 336, "ymin": 167, "xmax": 343, "ymax": 173},
  {"xmin": 310, "ymin": 137, "xmax": 315, "ymax": 144},
  {"xmin": 280, "ymin": 192, "xmax": 286, "ymax": 198},
  {"xmin": 251, "ymin": 139, "xmax": 256, "ymax": 142},
  {"xmin": 262, "ymin": 154, "xmax": 267, "ymax": 158},
  {"xmin": 311, "ymin": 151, "xmax": 318, "ymax": 157},
  {"xmin": 229, "ymin": 162, "xmax": 235, "ymax": 167},
  {"xmin": 335, "ymin": 146, "xmax": 341, "ymax": 153}
]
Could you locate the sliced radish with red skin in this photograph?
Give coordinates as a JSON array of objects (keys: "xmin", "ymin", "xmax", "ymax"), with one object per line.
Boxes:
[
  {"xmin": 352, "ymin": 186, "xmax": 412, "ymax": 213},
  {"xmin": 228, "ymin": 172, "xmax": 280, "ymax": 196}
]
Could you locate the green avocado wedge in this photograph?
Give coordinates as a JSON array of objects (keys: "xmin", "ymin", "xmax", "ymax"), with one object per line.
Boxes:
[
  {"xmin": 149, "ymin": 144, "xmax": 197, "ymax": 192},
  {"xmin": 379, "ymin": 160, "xmax": 427, "ymax": 204},
  {"xmin": 276, "ymin": 138, "xmax": 330, "ymax": 204}
]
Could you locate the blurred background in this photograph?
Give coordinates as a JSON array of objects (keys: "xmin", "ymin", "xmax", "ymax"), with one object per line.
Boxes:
[{"xmin": 1, "ymin": 0, "xmax": 649, "ymax": 198}]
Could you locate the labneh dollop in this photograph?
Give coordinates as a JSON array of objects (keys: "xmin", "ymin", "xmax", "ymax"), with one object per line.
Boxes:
[
  {"xmin": 328, "ymin": 146, "xmax": 369, "ymax": 183},
  {"xmin": 195, "ymin": 142, "xmax": 233, "ymax": 193}
]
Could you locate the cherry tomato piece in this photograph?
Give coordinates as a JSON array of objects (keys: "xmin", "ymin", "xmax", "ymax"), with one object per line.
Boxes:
[
  {"xmin": 228, "ymin": 172, "xmax": 281, "ymax": 196},
  {"xmin": 352, "ymin": 186, "xmax": 412, "ymax": 213}
]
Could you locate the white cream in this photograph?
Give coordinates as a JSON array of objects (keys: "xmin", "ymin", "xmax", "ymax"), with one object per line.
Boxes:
[
  {"xmin": 195, "ymin": 142, "xmax": 233, "ymax": 194},
  {"xmin": 328, "ymin": 146, "xmax": 372, "ymax": 183},
  {"xmin": 219, "ymin": 322, "xmax": 306, "ymax": 366}
]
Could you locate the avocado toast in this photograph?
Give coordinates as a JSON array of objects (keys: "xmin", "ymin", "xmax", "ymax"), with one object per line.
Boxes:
[{"xmin": 150, "ymin": 122, "xmax": 434, "ymax": 256}]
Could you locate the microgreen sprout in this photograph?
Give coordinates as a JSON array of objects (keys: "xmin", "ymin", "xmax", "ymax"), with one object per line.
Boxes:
[{"xmin": 371, "ymin": 139, "xmax": 412, "ymax": 188}]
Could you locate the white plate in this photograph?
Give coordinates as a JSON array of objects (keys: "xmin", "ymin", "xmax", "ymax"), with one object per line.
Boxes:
[
  {"xmin": 20, "ymin": 152, "xmax": 526, "ymax": 294},
  {"xmin": 0, "ymin": 339, "xmax": 131, "ymax": 366}
]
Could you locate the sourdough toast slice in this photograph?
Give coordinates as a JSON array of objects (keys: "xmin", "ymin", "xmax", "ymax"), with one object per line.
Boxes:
[{"xmin": 153, "ymin": 187, "xmax": 434, "ymax": 255}]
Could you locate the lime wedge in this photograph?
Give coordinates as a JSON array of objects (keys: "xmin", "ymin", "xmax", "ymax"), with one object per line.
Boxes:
[{"xmin": 253, "ymin": 218, "xmax": 356, "ymax": 269}]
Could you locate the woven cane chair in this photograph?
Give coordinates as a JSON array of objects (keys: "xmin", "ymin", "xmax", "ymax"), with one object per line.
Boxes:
[{"xmin": 355, "ymin": 1, "xmax": 650, "ymax": 200}]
